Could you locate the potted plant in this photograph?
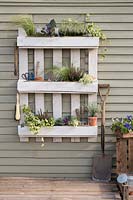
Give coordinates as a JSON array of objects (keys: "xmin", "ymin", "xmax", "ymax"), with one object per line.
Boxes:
[
  {"xmin": 111, "ymin": 115, "xmax": 133, "ymax": 138},
  {"xmin": 85, "ymin": 103, "xmax": 99, "ymax": 126}
]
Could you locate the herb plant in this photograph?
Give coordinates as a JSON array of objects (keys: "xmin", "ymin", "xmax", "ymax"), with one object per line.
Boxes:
[
  {"xmin": 85, "ymin": 103, "xmax": 99, "ymax": 117},
  {"xmin": 111, "ymin": 116, "xmax": 133, "ymax": 134},
  {"xmin": 59, "ymin": 18, "xmax": 86, "ymax": 36}
]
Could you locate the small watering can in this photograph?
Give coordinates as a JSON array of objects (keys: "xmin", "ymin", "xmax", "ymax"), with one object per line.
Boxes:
[{"xmin": 21, "ymin": 72, "xmax": 35, "ymax": 80}]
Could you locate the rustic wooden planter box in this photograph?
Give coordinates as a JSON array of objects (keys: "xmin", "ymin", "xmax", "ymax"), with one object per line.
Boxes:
[
  {"xmin": 116, "ymin": 133, "xmax": 133, "ymax": 173},
  {"xmin": 116, "ymin": 133, "xmax": 133, "ymax": 200},
  {"xmin": 18, "ymin": 125, "xmax": 97, "ymax": 142}
]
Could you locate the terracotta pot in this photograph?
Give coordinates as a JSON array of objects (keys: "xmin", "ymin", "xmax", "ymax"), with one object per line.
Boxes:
[
  {"xmin": 35, "ymin": 77, "xmax": 43, "ymax": 81},
  {"xmin": 88, "ymin": 116, "xmax": 97, "ymax": 126}
]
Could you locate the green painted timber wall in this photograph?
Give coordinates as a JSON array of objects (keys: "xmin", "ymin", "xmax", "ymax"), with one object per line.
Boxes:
[{"xmin": 0, "ymin": 0, "xmax": 132, "ymax": 178}]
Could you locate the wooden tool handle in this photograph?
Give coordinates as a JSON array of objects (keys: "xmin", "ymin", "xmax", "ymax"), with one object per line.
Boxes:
[
  {"xmin": 15, "ymin": 93, "xmax": 20, "ymax": 121},
  {"xmin": 14, "ymin": 46, "xmax": 19, "ymax": 76},
  {"xmin": 98, "ymin": 84, "xmax": 110, "ymax": 88}
]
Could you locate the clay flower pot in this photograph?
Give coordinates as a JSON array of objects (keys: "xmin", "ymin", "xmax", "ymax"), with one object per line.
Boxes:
[
  {"xmin": 35, "ymin": 77, "xmax": 43, "ymax": 81},
  {"xmin": 88, "ymin": 116, "xmax": 97, "ymax": 126}
]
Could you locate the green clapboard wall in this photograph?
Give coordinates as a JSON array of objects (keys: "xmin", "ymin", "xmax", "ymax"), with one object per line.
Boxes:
[{"xmin": 0, "ymin": 0, "xmax": 133, "ymax": 178}]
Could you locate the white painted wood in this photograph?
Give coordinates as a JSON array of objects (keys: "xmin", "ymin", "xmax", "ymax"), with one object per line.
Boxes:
[
  {"xmin": 19, "ymin": 137, "xmax": 29, "ymax": 143},
  {"xmin": 71, "ymin": 138, "xmax": 80, "ymax": 143},
  {"xmin": 18, "ymin": 125, "xmax": 97, "ymax": 139},
  {"xmin": 17, "ymin": 80, "xmax": 98, "ymax": 94},
  {"xmin": 18, "ymin": 28, "xmax": 27, "ymax": 37},
  {"xmin": 53, "ymin": 49, "xmax": 62, "ymax": 119},
  {"xmin": 71, "ymin": 49, "xmax": 80, "ymax": 68},
  {"xmin": 71, "ymin": 95, "xmax": 80, "ymax": 116},
  {"xmin": 20, "ymin": 94, "xmax": 28, "ymax": 124},
  {"xmin": 35, "ymin": 94, "xmax": 45, "ymax": 114},
  {"xmin": 53, "ymin": 137, "xmax": 62, "ymax": 143},
  {"xmin": 18, "ymin": 48, "xmax": 28, "ymax": 124},
  {"xmin": 53, "ymin": 49, "xmax": 62, "ymax": 67},
  {"xmin": 71, "ymin": 49, "xmax": 80, "ymax": 116},
  {"xmin": 53, "ymin": 94, "xmax": 62, "ymax": 119},
  {"xmin": 36, "ymin": 137, "xmax": 45, "ymax": 143},
  {"xmin": 17, "ymin": 36, "xmax": 99, "ymax": 49},
  {"xmin": 19, "ymin": 49, "xmax": 28, "ymax": 80},
  {"xmin": 34, "ymin": 49, "xmax": 44, "ymax": 114},
  {"xmin": 88, "ymin": 48, "xmax": 98, "ymax": 79},
  {"xmin": 88, "ymin": 48, "xmax": 98, "ymax": 133}
]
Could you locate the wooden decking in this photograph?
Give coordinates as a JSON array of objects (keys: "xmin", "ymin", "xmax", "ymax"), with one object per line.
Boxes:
[{"xmin": 0, "ymin": 177, "xmax": 121, "ymax": 200}]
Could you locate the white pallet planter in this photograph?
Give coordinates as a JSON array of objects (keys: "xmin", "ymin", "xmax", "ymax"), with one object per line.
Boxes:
[
  {"xmin": 18, "ymin": 125, "xmax": 97, "ymax": 142},
  {"xmin": 17, "ymin": 36, "xmax": 99, "ymax": 49},
  {"xmin": 17, "ymin": 28, "xmax": 99, "ymax": 142},
  {"xmin": 17, "ymin": 80, "xmax": 98, "ymax": 94}
]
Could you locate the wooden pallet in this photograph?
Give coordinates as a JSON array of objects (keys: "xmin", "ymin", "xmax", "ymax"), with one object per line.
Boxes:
[
  {"xmin": 0, "ymin": 177, "xmax": 121, "ymax": 200},
  {"xmin": 17, "ymin": 28, "xmax": 99, "ymax": 142}
]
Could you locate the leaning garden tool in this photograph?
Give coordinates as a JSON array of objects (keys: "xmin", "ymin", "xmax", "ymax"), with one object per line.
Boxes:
[
  {"xmin": 92, "ymin": 84, "xmax": 112, "ymax": 182},
  {"xmin": 99, "ymin": 84, "xmax": 110, "ymax": 155},
  {"xmin": 15, "ymin": 92, "xmax": 20, "ymax": 121}
]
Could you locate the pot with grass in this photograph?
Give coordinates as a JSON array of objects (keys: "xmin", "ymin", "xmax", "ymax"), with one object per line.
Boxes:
[{"xmin": 85, "ymin": 103, "xmax": 99, "ymax": 126}]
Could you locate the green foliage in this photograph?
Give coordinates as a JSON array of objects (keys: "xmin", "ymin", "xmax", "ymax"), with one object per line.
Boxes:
[
  {"xmin": 68, "ymin": 116, "xmax": 80, "ymax": 127},
  {"xmin": 79, "ymin": 74, "xmax": 96, "ymax": 85},
  {"xmin": 55, "ymin": 116, "xmax": 80, "ymax": 127},
  {"xmin": 47, "ymin": 66, "xmax": 95, "ymax": 84},
  {"xmin": 14, "ymin": 16, "xmax": 36, "ymax": 36},
  {"xmin": 59, "ymin": 18, "xmax": 86, "ymax": 36},
  {"xmin": 111, "ymin": 116, "xmax": 133, "ymax": 134},
  {"xmin": 59, "ymin": 15, "xmax": 106, "ymax": 40},
  {"xmin": 85, "ymin": 14, "xmax": 106, "ymax": 40},
  {"xmin": 85, "ymin": 103, "xmax": 99, "ymax": 117},
  {"xmin": 22, "ymin": 105, "xmax": 55, "ymax": 134},
  {"xmin": 48, "ymin": 66, "xmax": 84, "ymax": 82}
]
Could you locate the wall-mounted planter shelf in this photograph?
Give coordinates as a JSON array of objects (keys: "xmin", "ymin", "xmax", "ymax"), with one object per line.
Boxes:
[
  {"xmin": 17, "ymin": 36, "xmax": 99, "ymax": 49},
  {"xmin": 18, "ymin": 125, "xmax": 97, "ymax": 142},
  {"xmin": 17, "ymin": 80, "xmax": 98, "ymax": 94},
  {"xmin": 17, "ymin": 28, "xmax": 99, "ymax": 142}
]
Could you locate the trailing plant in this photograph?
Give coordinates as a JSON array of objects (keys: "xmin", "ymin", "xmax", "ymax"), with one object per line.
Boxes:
[
  {"xmin": 22, "ymin": 105, "xmax": 55, "ymax": 134},
  {"xmin": 85, "ymin": 103, "xmax": 99, "ymax": 117},
  {"xmin": 79, "ymin": 74, "xmax": 96, "ymax": 85},
  {"xmin": 111, "ymin": 116, "xmax": 133, "ymax": 134},
  {"xmin": 59, "ymin": 15, "xmax": 106, "ymax": 40},
  {"xmin": 85, "ymin": 14, "xmax": 106, "ymax": 40},
  {"xmin": 14, "ymin": 16, "xmax": 36, "ymax": 36}
]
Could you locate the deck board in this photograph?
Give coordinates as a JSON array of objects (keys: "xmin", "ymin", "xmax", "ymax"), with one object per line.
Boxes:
[{"xmin": 0, "ymin": 177, "xmax": 121, "ymax": 200}]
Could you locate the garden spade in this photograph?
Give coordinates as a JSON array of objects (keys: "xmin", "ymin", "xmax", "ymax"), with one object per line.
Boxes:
[{"xmin": 92, "ymin": 84, "xmax": 112, "ymax": 182}]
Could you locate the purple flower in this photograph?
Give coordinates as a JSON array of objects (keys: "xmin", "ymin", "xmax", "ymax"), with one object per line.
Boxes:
[
  {"xmin": 124, "ymin": 123, "xmax": 132, "ymax": 130},
  {"xmin": 127, "ymin": 115, "xmax": 133, "ymax": 121}
]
